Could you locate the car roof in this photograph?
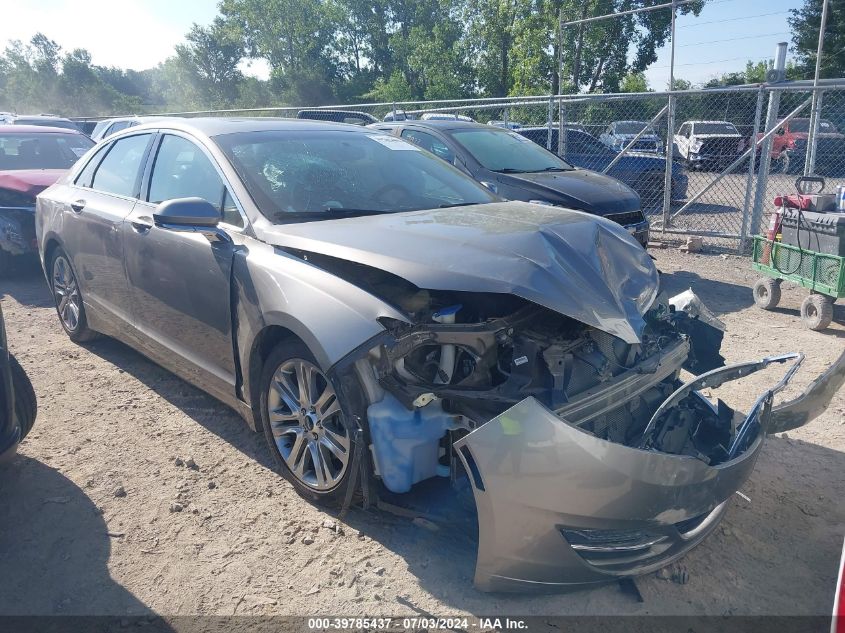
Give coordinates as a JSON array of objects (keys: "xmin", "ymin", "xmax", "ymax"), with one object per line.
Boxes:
[
  {"xmin": 11, "ymin": 115, "xmax": 74, "ymax": 122},
  {"xmin": 127, "ymin": 117, "xmax": 377, "ymax": 137},
  {"xmin": 374, "ymin": 120, "xmax": 497, "ymax": 132},
  {"xmin": 0, "ymin": 124, "xmax": 84, "ymax": 135}
]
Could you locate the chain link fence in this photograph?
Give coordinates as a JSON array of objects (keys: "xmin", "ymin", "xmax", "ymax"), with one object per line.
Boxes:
[{"xmin": 85, "ymin": 82, "xmax": 845, "ymax": 253}]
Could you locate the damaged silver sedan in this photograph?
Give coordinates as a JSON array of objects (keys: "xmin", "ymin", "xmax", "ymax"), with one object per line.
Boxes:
[{"xmin": 35, "ymin": 119, "xmax": 845, "ymax": 592}]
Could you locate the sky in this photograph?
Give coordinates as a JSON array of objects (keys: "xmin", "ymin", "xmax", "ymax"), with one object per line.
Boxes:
[
  {"xmin": 0, "ymin": 0, "xmax": 808, "ymax": 89},
  {"xmin": 643, "ymin": 0, "xmax": 803, "ymax": 88}
]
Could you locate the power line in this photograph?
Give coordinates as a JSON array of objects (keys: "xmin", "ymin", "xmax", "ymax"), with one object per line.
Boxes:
[
  {"xmin": 678, "ymin": 32, "xmax": 790, "ymax": 48},
  {"xmin": 676, "ymin": 10, "xmax": 791, "ymax": 29}
]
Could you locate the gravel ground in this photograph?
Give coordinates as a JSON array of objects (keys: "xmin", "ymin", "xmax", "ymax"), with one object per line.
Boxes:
[{"xmin": 0, "ymin": 248, "xmax": 843, "ymax": 619}]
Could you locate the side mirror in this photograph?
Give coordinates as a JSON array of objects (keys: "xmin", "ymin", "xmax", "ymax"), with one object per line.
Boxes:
[{"xmin": 153, "ymin": 197, "xmax": 220, "ymax": 228}]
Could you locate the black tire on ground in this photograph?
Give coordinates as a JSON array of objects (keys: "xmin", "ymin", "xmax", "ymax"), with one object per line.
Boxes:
[
  {"xmin": 10, "ymin": 355, "xmax": 36, "ymax": 440},
  {"xmin": 800, "ymin": 294, "xmax": 834, "ymax": 331},
  {"xmin": 258, "ymin": 340, "xmax": 361, "ymax": 509},
  {"xmin": 0, "ymin": 249, "xmax": 13, "ymax": 278},
  {"xmin": 49, "ymin": 248, "xmax": 98, "ymax": 343},
  {"xmin": 752, "ymin": 277, "xmax": 782, "ymax": 310}
]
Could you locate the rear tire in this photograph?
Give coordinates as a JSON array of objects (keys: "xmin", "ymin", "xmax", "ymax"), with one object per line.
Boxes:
[
  {"xmin": 50, "ymin": 248, "xmax": 98, "ymax": 343},
  {"xmin": 259, "ymin": 341, "xmax": 360, "ymax": 508},
  {"xmin": 10, "ymin": 355, "xmax": 36, "ymax": 440},
  {"xmin": 753, "ymin": 278, "xmax": 781, "ymax": 310},
  {"xmin": 800, "ymin": 294, "xmax": 834, "ymax": 331}
]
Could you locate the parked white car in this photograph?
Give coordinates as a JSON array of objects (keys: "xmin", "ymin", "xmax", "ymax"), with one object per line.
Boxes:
[
  {"xmin": 600, "ymin": 120, "xmax": 662, "ymax": 154},
  {"xmin": 674, "ymin": 120, "xmax": 744, "ymax": 171}
]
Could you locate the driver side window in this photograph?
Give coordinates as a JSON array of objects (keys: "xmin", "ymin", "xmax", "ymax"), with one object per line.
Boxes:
[{"xmin": 147, "ymin": 135, "xmax": 244, "ymax": 228}]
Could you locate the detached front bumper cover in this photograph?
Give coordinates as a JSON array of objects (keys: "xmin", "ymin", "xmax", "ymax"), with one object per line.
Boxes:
[{"xmin": 455, "ymin": 351, "xmax": 845, "ymax": 592}]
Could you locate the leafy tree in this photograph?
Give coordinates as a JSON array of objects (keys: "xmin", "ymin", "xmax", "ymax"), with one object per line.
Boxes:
[
  {"xmin": 176, "ymin": 18, "xmax": 244, "ymax": 108},
  {"xmin": 789, "ymin": 0, "xmax": 845, "ymax": 79},
  {"xmin": 620, "ymin": 72, "xmax": 649, "ymax": 93}
]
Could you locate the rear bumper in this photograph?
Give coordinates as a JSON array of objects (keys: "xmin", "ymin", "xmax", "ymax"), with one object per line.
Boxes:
[{"xmin": 454, "ymin": 352, "xmax": 836, "ymax": 592}]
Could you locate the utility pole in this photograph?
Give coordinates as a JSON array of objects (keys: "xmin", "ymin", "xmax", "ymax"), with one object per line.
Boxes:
[{"xmin": 805, "ymin": 0, "xmax": 830, "ymax": 175}]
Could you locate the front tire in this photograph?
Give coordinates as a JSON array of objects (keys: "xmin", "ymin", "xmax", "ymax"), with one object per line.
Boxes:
[
  {"xmin": 50, "ymin": 248, "xmax": 98, "ymax": 343},
  {"xmin": 10, "ymin": 355, "xmax": 36, "ymax": 440},
  {"xmin": 259, "ymin": 341, "xmax": 359, "ymax": 508}
]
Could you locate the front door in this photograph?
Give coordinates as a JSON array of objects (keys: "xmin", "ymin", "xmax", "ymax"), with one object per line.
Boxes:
[{"xmin": 123, "ymin": 133, "xmax": 245, "ymax": 399}]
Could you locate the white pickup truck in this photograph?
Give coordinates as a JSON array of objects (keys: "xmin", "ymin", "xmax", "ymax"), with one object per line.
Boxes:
[{"xmin": 674, "ymin": 120, "xmax": 744, "ymax": 171}]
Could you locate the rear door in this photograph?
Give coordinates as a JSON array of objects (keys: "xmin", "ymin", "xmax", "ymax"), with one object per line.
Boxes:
[
  {"xmin": 59, "ymin": 132, "xmax": 154, "ymax": 330},
  {"xmin": 123, "ymin": 132, "xmax": 245, "ymax": 399}
]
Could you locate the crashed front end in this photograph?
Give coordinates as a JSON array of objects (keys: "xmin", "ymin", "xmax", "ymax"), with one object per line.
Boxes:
[
  {"xmin": 275, "ymin": 204, "xmax": 841, "ymax": 592},
  {"xmin": 326, "ymin": 279, "xmax": 845, "ymax": 592}
]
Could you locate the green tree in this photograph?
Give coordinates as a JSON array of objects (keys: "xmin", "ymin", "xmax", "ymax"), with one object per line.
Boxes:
[
  {"xmin": 789, "ymin": 0, "xmax": 845, "ymax": 79},
  {"xmin": 176, "ymin": 17, "xmax": 244, "ymax": 108},
  {"xmin": 220, "ymin": 0, "xmax": 340, "ymax": 104},
  {"xmin": 620, "ymin": 71, "xmax": 649, "ymax": 93}
]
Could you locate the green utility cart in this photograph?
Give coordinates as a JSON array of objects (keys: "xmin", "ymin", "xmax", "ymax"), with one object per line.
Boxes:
[{"xmin": 751, "ymin": 236, "xmax": 845, "ymax": 331}]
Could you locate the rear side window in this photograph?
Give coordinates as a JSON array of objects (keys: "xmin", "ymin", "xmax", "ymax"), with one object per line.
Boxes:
[
  {"xmin": 74, "ymin": 144, "xmax": 111, "ymax": 187},
  {"xmin": 91, "ymin": 134, "xmax": 151, "ymax": 197}
]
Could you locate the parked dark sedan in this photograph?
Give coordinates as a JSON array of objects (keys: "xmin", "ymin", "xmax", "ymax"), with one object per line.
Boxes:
[
  {"xmin": 371, "ymin": 120, "xmax": 650, "ymax": 246},
  {"xmin": 519, "ymin": 126, "xmax": 688, "ymax": 210},
  {"xmin": 35, "ymin": 118, "xmax": 842, "ymax": 592},
  {"xmin": 0, "ymin": 125, "xmax": 95, "ymax": 268},
  {"xmin": 0, "ymin": 303, "xmax": 37, "ymax": 463}
]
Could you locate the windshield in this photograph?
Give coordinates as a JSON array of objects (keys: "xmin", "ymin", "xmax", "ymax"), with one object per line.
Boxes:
[
  {"xmin": 693, "ymin": 122, "xmax": 739, "ymax": 135},
  {"xmin": 451, "ymin": 128, "xmax": 573, "ymax": 172},
  {"xmin": 214, "ymin": 130, "xmax": 497, "ymax": 223},
  {"xmin": 0, "ymin": 132, "xmax": 94, "ymax": 170},
  {"xmin": 615, "ymin": 122, "xmax": 654, "ymax": 135}
]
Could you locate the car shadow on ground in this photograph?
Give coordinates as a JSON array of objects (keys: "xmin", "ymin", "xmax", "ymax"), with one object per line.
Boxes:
[
  {"xmin": 0, "ymin": 455, "xmax": 159, "ymax": 617},
  {"xmin": 83, "ymin": 336, "xmax": 276, "ymax": 472},
  {"xmin": 0, "ymin": 257, "xmax": 53, "ymax": 308}
]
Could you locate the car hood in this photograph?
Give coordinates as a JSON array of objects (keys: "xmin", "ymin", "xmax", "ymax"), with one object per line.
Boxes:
[
  {"xmin": 259, "ymin": 202, "xmax": 658, "ymax": 344},
  {"xmin": 0, "ymin": 169, "xmax": 65, "ymax": 197},
  {"xmin": 497, "ymin": 169, "xmax": 640, "ymax": 214}
]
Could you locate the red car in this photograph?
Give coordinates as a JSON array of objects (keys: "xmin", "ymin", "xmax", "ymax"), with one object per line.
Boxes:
[
  {"xmin": 0, "ymin": 125, "xmax": 94, "ymax": 268},
  {"xmin": 755, "ymin": 117, "xmax": 845, "ymax": 174}
]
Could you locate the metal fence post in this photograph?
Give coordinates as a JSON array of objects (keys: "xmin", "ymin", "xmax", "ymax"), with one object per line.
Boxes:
[
  {"xmin": 661, "ymin": 94, "xmax": 675, "ymax": 233},
  {"xmin": 547, "ymin": 96, "xmax": 554, "ymax": 150},
  {"xmin": 750, "ymin": 43, "xmax": 788, "ymax": 240},
  {"xmin": 740, "ymin": 87, "xmax": 765, "ymax": 252},
  {"xmin": 805, "ymin": 89, "xmax": 825, "ymax": 175},
  {"xmin": 503, "ymin": 107, "xmax": 509, "ymax": 127},
  {"xmin": 558, "ymin": 98, "xmax": 566, "ymax": 157}
]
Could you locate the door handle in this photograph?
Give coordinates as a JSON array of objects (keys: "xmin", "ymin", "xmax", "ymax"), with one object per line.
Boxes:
[
  {"xmin": 70, "ymin": 200, "xmax": 86, "ymax": 213},
  {"xmin": 130, "ymin": 221, "xmax": 152, "ymax": 234}
]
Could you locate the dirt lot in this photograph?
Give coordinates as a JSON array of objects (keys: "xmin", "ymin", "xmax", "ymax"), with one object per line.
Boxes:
[{"xmin": 1, "ymin": 248, "xmax": 843, "ymax": 619}]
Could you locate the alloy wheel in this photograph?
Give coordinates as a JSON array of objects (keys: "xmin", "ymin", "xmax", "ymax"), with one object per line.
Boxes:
[
  {"xmin": 52, "ymin": 255, "xmax": 81, "ymax": 332},
  {"xmin": 266, "ymin": 359, "xmax": 350, "ymax": 491}
]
